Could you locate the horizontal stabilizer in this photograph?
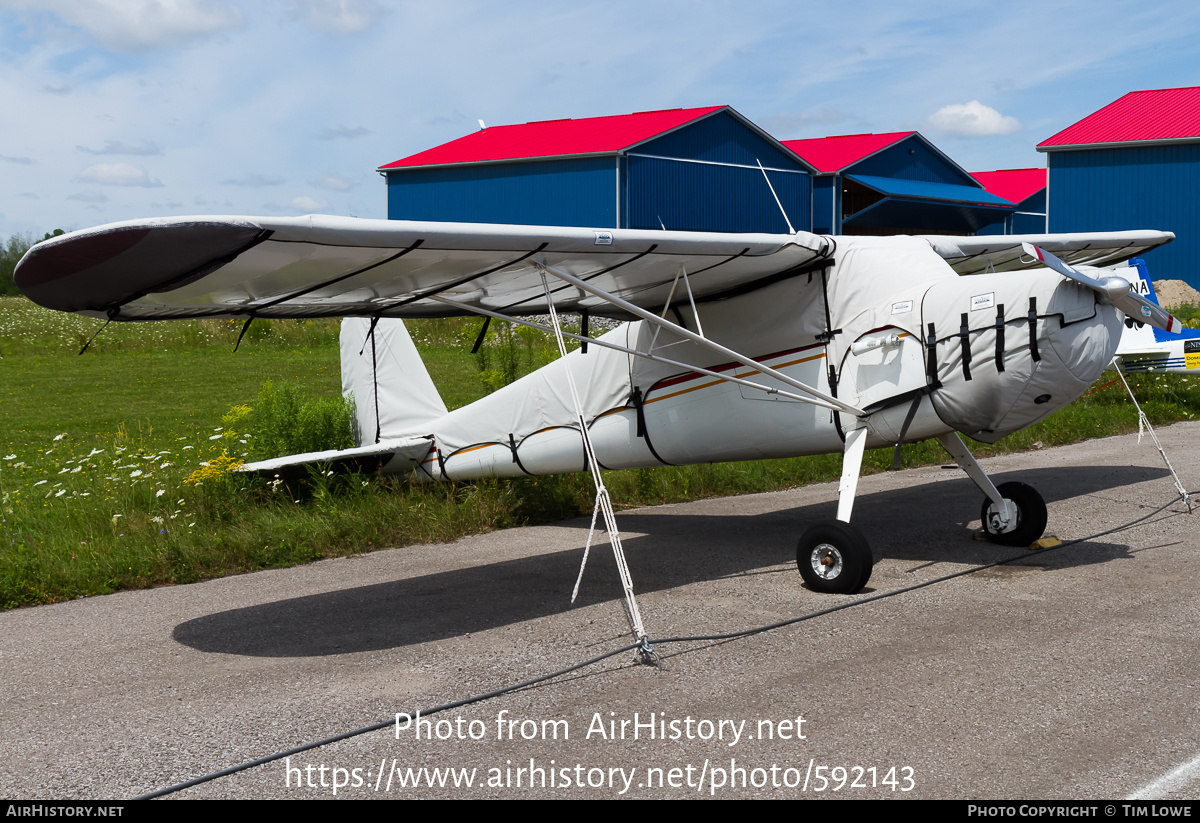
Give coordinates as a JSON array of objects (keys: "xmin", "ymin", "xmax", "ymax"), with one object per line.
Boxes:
[{"xmin": 240, "ymin": 438, "xmax": 433, "ymax": 477}]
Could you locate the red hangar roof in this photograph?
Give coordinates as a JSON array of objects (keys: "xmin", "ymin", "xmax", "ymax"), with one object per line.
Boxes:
[
  {"xmin": 379, "ymin": 106, "xmax": 728, "ymax": 170},
  {"xmin": 1038, "ymin": 86, "xmax": 1200, "ymax": 150},
  {"xmin": 780, "ymin": 131, "xmax": 914, "ymax": 173},
  {"xmin": 971, "ymin": 168, "xmax": 1046, "ymax": 204}
]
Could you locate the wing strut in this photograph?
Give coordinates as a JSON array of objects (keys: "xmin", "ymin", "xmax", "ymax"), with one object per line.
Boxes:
[
  {"xmin": 648, "ymin": 264, "xmax": 706, "ymax": 350},
  {"xmin": 537, "ymin": 272, "xmax": 655, "ymax": 665},
  {"xmin": 427, "ymin": 294, "xmax": 845, "ymax": 409},
  {"xmin": 534, "ymin": 260, "xmax": 866, "ymax": 417}
]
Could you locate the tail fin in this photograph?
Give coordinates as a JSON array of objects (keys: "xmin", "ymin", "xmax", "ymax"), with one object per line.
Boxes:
[
  {"xmin": 340, "ymin": 318, "xmax": 447, "ymax": 445},
  {"xmin": 1128, "ymin": 258, "xmax": 1159, "ymax": 306}
]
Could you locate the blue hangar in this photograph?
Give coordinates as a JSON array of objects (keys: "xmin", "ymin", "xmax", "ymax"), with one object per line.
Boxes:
[
  {"xmin": 1039, "ymin": 85, "xmax": 1200, "ymax": 291},
  {"xmin": 378, "ymin": 107, "xmax": 1018, "ymax": 239}
]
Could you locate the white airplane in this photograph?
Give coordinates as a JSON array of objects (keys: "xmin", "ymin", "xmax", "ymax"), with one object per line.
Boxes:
[
  {"xmin": 1104, "ymin": 258, "xmax": 1200, "ymax": 375},
  {"xmin": 14, "ymin": 218, "xmax": 1180, "ymax": 605}
]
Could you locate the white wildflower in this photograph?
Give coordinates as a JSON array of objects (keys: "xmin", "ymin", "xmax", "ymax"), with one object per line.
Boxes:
[{"xmin": 130, "ymin": 469, "xmax": 143, "ymax": 478}]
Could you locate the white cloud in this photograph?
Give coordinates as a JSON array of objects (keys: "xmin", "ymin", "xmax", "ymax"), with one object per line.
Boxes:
[
  {"xmin": 221, "ymin": 174, "xmax": 286, "ymax": 186},
  {"xmin": 11, "ymin": 0, "xmax": 244, "ymax": 53},
  {"xmin": 317, "ymin": 125, "xmax": 370, "ymax": 140},
  {"xmin": 309, "ymin": 173, "xmax": 354, "ymax": 191},
  {"xmin": 77, "ymin": 140, "xmax": 161, "ymax": 156},
  {"xmin": 290, "ymin": 195, "xmax": 330, "ymax": 212},
  {"xmin": 927, "ymin": 100, "xmax": 1021, "ymax": 137},
  {"xmin": 75, "ymin": 162, "xmax": 164, "ymax": 187},
  {"xmin": 285, "ymin": 0, "xmax": 384, "ymax": 36},
  {"xmin": 67, "ymin": 191, "xmax": 108, "ymax": 203}
]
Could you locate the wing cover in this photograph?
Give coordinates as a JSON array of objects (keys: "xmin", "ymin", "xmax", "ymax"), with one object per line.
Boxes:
[
  {"xmin": 16, "ymin": 215, "xmax": 832, "ymax": 321},
  {"xmin": 924, "ymin": 230, "xmax": 1175, "ymax": 275}
]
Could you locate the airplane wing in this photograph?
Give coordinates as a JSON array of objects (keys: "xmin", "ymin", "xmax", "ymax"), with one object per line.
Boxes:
[
  {"xmin": 923, "ymin": 230, "xmax": 1175, "ymax": 275},
  {"xmin": 15, "ymin": 215, "xmax": 832, "ymax": 321}
]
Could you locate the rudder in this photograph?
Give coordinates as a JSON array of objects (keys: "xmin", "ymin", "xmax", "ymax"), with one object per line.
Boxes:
[{"xmin": 340, "ymin": 318, "xmax": 447, "ymax": 445}]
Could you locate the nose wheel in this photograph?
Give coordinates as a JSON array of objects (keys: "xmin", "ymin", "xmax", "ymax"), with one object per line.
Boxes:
[
  {"xmin": 797, "ymin": 521, "xmax": 873, "ymax": 594},
  {"xmin": 980, "ymin": 481, "xmax": 1047, "ymax": 547}
]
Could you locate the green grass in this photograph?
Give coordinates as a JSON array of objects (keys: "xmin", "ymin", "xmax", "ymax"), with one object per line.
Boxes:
[
  {"xmin": 1170, "ymin": 302, "xmax": 1200, "ymax": 325},
  {"xmin": 2, "ymin": 295, "xmax": 1199, "ymax": 610}
]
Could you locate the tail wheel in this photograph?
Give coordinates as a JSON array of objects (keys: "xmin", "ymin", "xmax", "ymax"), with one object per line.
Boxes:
[
  {"xmin": 797, "ymin": 521, "xmax": 873, "ymax": 594},
  {"xmin": 980, "ymin": 481, "xmax": 1047, "ymax": 547}
]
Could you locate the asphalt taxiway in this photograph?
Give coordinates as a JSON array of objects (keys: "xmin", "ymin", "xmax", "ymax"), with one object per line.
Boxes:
[{"xmin": 3, "ymin": 423, "xmax": 1199, "ymax": 799}]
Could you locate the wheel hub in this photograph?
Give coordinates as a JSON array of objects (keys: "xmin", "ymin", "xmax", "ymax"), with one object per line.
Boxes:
[
  {"xmin": 810, "ymin": 544, "xmax": 843, "ymax": 580},
  {"xmin": 986, "ymin": 500, "xmax": 1021, "ymax": 534}
]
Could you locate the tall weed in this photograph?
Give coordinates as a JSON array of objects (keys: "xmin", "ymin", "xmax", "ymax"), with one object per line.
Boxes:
[{"xmin": 248, "ymin": 381, "xmax": 355, "ymax": 459}]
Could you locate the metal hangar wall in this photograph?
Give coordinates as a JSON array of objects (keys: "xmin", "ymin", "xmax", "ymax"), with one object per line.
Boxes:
[
  {"xmin": 971, "ymin": 168, "xmax": 1047, "ymax": 236},
  {"xmin": 782, "ymin": 132, "xmax": 1015, "ymax": 236},
  {"xmin": 1039, "ymin": 86, "xmax": 1200, "ymax": 290},
  {"xmin": 378, "ymin": 106, "xmax": 814, "ymax": 234}
]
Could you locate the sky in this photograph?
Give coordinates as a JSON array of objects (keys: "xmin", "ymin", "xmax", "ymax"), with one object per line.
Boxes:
[{"xmin": 3, "ymin": 0, "xmax": 1200, "ymax": 241}]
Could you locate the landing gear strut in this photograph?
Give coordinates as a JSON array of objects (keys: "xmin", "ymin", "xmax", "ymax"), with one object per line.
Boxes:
[
  {"xmin": 937, "ymin": 433, "xmax": 1048, "ymax": 547},
  {"xmin": 797, "ymin": 426, "xmax": 873, "ymax": 594}
]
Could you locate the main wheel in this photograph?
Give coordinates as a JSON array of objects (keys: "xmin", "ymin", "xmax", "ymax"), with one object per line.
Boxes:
[
  {"xmin": 796, "ymin": 521, "xmax": 873, "ymax": 594},
  {"xmin": 980, "ymin": 481, "xmax": 1047, "ymax": 547}
]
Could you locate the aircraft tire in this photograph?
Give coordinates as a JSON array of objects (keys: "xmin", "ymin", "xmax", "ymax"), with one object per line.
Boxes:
[
  {"xmin": 796, "ymin": 521, "xmax": 872, "ymax": 594},
  {"xmin": 980, "ymin": 481, "xmax": 1047, "ymax": 547}
]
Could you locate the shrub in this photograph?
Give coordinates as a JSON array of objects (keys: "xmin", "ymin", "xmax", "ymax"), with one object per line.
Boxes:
[{"xmin": 248, "ymin": 381, "xmax": 355, "ymax": 459}]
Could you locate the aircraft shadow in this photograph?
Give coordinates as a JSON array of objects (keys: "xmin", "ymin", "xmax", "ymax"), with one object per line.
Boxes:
[{"xmin": 173, "ymin": 463, "xmax": 1170, "ymax": 657}]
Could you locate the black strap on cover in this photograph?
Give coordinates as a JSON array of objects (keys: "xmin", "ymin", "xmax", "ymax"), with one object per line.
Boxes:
[
  {"xmin": 78, "ymin": 317, "xmax": 112, "ymax": 355},
  {"xmin": 925, "ymin": 322, "xmax": 938, "ymax": 382},
  {"xmin": 471, "ymin": 317, "xmax": 491, "ymax": 354},
  {"xmin": 891, "ymin": 394, "xmax": 924, "ymax": 470},
  {"xmin": 958, "ymin": 313, "xmax": 972, "ymax": 382},
  {"xmin": 233, "ymin": 317, "xmax": 254, "ymax": 352},
  {"xmin": 630, "ymin": 387, "xmax": 647, "ymax": 438},
  {"xmin": 507, "ymin": 433, "xmax": 532, "ymax": 475},
  {"xmin": 1028, "ymin": 297, "xmax": 1041, "ymax": 362},
  {"xmin": 994, "ymin": 304, "xmax": 1006, "ymax": 373},
  {"xmin": 370, "ymin": 323, "xmax": 381, "ymax": 444}
]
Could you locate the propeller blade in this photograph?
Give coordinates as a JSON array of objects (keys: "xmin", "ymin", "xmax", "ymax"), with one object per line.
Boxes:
[{"xmin": 1021, "ymin": 242, "xmax": 1182, "ymax": 334}]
